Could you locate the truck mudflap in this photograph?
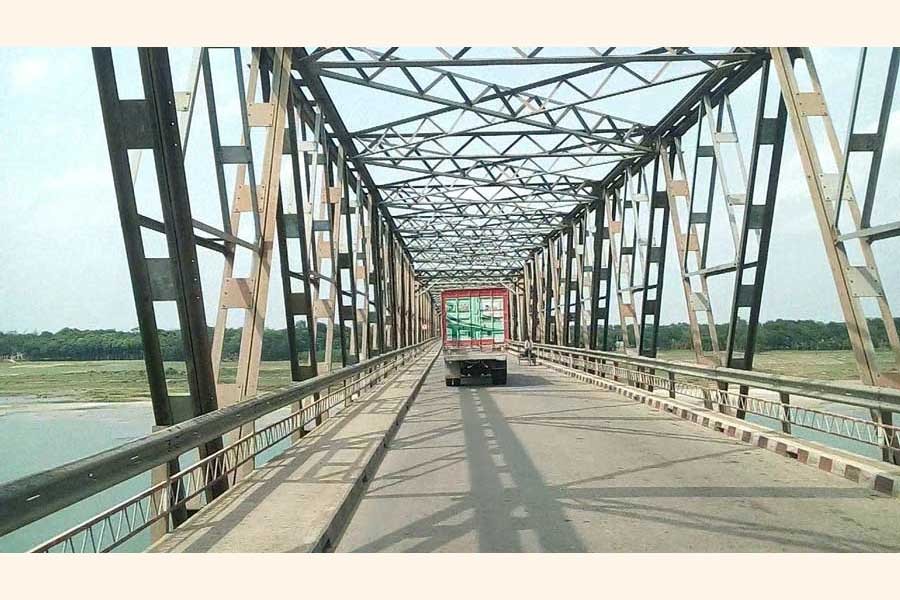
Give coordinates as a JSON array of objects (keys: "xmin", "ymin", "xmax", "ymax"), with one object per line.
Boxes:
[{"xmin": 444, "ymin": 354, "xmax": 508, "ymax": 386}]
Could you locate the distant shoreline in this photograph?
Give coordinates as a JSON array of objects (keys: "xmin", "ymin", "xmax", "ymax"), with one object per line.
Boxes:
[{"xmin": 0, "ymin": 395, "xmax": 152, "ymax": 413}]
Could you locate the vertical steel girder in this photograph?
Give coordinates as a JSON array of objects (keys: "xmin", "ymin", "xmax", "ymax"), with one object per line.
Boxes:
[
  {"xmin": 772, "ymin": 47, "xmax": 900, "ymax": 389},
  {"xmin": 355, "ymin": 186, "xmax": 375, "ymax": 360},
  {"xmin": 524, "ymin": 259, "xmax": 538, "ymax": 342},
  {"xmin": 398, "ymin": 254, "xmax": 408, "ymax": 347},
  {"xmin": 561, "ymin": 224, "xmax": 576, "ymax": 346},
  {"xmin": 370, "ymin": 203, "xmax": 387, "ymax": 354},
  {"xmin": 572, "ymin": 215, "xmax": 588, "ymax": 347},
  {"xmin": 542, "ymin": 240, "xmax": 554, "ymax": 343},
  {"xmin": 605, "ymin": 183, "xmax": 641, "ymax": 352},
  {"xmin": 597, "ymin": 192, "xmax": 615, "ymax": 351},
  {"xmin": 637, "ymin": 154, "xmax": 671, "ymax": 358},
  {"xmin": 723, "ymin": 59, "xmax": 788, "ymax": 373},
  {"xmin": 324, "ymin": 151, "xmax": 350, "ymax": 369},
  {"xmin": 208, "ymin": 48, "xmax": 292, "ymax": 423},
  {"xmin": 386, "ymin": 231, "xmax": 399, "ymax": 350},
  {"xmin": 274, "ymin": 87, "xmax": 319, "ymax": 381},
  {"xmin": 586, "ymin": 193, "xmax": 608, "ymax": 350},
  {"xmin": 345, "ymin": 181, "xmax": 364, "ymax": 361},
  {"xmin": 551, "ymin": 236, "xmax": 565, "ymax": 344},
  {"xmin": 92, "ymin": 47, "xmax": 228, "ymax": 525},
  {"xmin": 511, "ymin": 278, "xmax": 524, "ymax": 342}
]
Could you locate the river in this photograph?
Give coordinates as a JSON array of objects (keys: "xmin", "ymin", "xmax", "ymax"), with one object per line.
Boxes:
[
  {"xmin": 0, "ymin": 396, "xmax": 154, "ymax": 552},
  {"xmin": 0, "ymin": 395, "xmax": 298, "ymax": 552}
]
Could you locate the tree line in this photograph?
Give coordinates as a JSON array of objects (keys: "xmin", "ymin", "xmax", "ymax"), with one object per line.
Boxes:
[
  {"xmin": 1, "ymin": 318, "xmax": 898, "ymax": 361},
  {"xmin": 598, "ymin": 318, "xmax": 900, "ymax": 352},
  {"xmin": 0, "ymin": 324, "xmax": 347, "ymax": 362}
]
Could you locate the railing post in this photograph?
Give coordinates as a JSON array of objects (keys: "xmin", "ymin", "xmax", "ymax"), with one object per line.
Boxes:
[
  {"xmin": 716, "ymin": 381, "xmax": 732, "ymax": 414},
  {"xmin": 778, "ymin": 391, "xmax": 792, "ymax": 434},
  {"xmin": 150, "ymin": 424, "xmax": 171, "ymax": 544}
]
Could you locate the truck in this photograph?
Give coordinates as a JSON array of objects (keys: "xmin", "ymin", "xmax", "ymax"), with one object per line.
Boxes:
[{"xmin": 441, "ymin": 287, "xmax": 509, "ymax": 386}]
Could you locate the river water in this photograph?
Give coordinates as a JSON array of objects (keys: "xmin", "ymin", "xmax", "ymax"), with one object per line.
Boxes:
[
  {"xmin": 0, "ymin": 395, "xmax": 299, "ymax": 553},
  {"xmin": 0, "ymin": 397, "xmax": 154, "ymax": 552}
]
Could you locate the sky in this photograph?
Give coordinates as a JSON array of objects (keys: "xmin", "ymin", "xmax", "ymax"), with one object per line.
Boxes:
[{"xmin": 0, "ymin": 47, "xmax": 898, "ymax": 333}]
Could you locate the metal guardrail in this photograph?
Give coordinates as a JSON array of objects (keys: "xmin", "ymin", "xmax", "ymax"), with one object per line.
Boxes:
[
  {"xmin": 0, "ymin": 339, "xmax": 437, "ymax": 552},
  {"xmin": 512, "ymin": 342, "xmax": 900, "ymax": 464}
]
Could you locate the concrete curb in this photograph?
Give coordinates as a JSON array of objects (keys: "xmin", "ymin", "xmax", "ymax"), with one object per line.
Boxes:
[
  {"xmin": 539, "ymin": 358, "xmax": 900, "ymax": 499},
  {"xmin": 309, "ymin": 346, "xmax": 441, "ymax": 552}
]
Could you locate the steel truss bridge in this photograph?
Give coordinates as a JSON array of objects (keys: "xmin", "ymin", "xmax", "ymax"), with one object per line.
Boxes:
[{"xmin": 1, "ymin": 46, "xmax": 900, "ymax": 552}]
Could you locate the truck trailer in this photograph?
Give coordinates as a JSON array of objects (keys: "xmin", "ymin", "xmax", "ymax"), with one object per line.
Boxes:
[{"xmin": 441, "ymin": 287, "xmax": 509, "ymax": 386}]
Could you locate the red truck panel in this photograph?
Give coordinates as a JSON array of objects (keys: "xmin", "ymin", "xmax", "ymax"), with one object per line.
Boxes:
[{"xmin": 441, "ymin": 287, "xmax": 510, "ymax": 351}]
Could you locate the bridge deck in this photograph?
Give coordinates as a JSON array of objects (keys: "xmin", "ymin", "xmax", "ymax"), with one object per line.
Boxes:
[
  {"xmin": 151, "ymin": 354, "xmax": 900, "ymax": 553},
  {"xmin": 336, "ymin": 360, "xmax": 900, "ymax": 552}
]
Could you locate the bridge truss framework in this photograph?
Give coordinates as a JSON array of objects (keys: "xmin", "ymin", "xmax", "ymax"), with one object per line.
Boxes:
[{"xmin": 91, "ymin": 46, "xmax": 900, "ymax": 475}]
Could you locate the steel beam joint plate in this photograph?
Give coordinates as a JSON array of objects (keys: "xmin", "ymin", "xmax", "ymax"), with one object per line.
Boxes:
[
  {"xmin": 289, "ymin": 292, "xmax": 309, "ymax": 315},
  {"xmin": 736, "ymin": 284, "xmax": 757, "ymax": 307},
  {"xmin": 690, "ymin": 291, "xmax": 711, "ymax": 311},
  {"xmin": 848, "ymin": 132, "xmax": 880, "ymax": 152},
  {"xmin": 174, "ymin": 91, "xmax": 192, "ymax": 113},
  {"xmin": 845, "ymin": 266, "xmax": 884, "ymax": 298},
  {"xmin": 248, "ymin": 103, "xmax": 276, "ymax": 128},
  {"xmin": 747, "ymin": 204, "xmax": 767, "ymax": 229},
  {"xmin": 668, "ymin": 180, "xmax": 690, "ymax": 197},
  {"xmin": 219, "ymin": 145, "xmax": 252, "ymax": 165},
  {"xmin": 169, "ymin": 394, "xmax": 197, "ymax": 424},
  {"xmin": 222, "ymin": 277, "xmax": 255, "ymax": 309},
  {"xmin": 796, "ymin": 92, "xmax": 828, "ymax": 117},
  {"xmin": 146, "ymin": 257, "xmax": 178, "ymax": 301},
  {"xmin": 282, "ymin": 213, "xmax": 301, "ymax": 238},
  {"xmin": 119, "ymin": 100, "xmax": 154, "ymax": 150},
  {"xmin": 652, "ymin": 190, "xmax": 668, "ymax": 208},
  {"xmin": 758, "ymin": 117, "xmax": 779, "ymax": 145},
  {"xmin": 820, "ymin": 173, "xmax": 855, "ymax": 205},
  {"xmin": 714, "ymin": 132, "xmax": 738, "ymax": 144}
]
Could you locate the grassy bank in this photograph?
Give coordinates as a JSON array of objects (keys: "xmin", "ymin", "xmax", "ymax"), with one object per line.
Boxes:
[
  {"xmin": 0, "ymin": 350, "xmax": 895, "ymax": 402},
  {"xmin": 657, "ymin": 349, "xmax": 896, "ymax": 382},
  {"xmin": 0, "ymin": 360, "xmax": 295, "ymax": 402}
]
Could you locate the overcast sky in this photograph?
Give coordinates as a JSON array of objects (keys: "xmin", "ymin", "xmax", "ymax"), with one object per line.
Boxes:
[{"xmin": 0, "ymin": 47, "xmax": 897, "ymax": 333}]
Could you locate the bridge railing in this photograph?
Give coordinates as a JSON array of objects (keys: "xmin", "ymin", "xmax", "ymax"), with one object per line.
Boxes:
[
  {"xmin": 511, "ymin": 342, "xmax": 900, "ymax": 465},
  {"xmin": 0, "ymin": 338, "xmax": 438, "ymax": 553}
]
